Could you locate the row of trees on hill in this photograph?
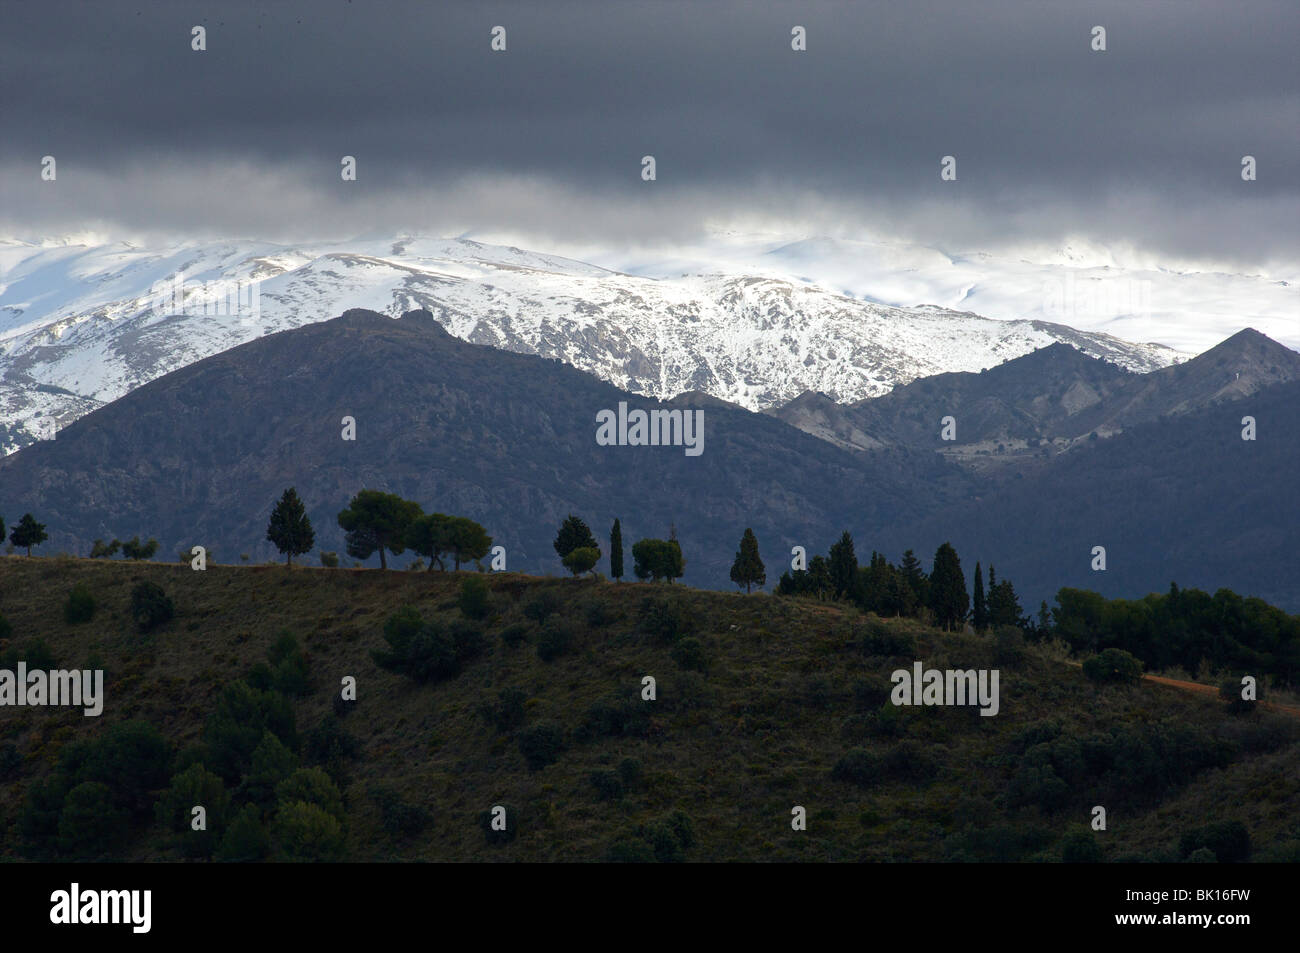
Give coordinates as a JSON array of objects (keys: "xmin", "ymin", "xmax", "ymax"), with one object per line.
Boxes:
[
  {"xmin": 1050, "ymin": 583, "xmax": 1300, "ymax": 686},
  {"xmin": 0, "ymin": 513, "xmax": 48, "ymax": 556},
  {"xmin": 776, "ymin": 533, "xmax": 1027, "ymax": 633},
  {"xmin": 552, "ymin": 514, "xmax": 688, "ymax": 583},
  {"xmin": 262, "ymin": 488, "xmax": 494, "ymax": 571}
]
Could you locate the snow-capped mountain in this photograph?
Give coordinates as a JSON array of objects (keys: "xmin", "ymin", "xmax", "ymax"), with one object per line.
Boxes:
[{"xmin": 0, "ymin": 235, "xmax": 1189, "ymax": 454}]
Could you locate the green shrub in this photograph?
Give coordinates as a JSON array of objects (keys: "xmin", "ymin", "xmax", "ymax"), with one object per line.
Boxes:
[
  {"xmin": 639, "ymin": 596, "xmax": 694, "ymax": 643},
  {"xmin": 203, "ymin": 681, "xmax": 298, "ymax": 782},
  {"xmin": 605, "ymin": 838, "xmax": 655, "ymax": 862},
  {"xmin": 1187, "ymin": 847, "xmax": 1217, "ymax": 863},
  {"xmin": 58, "ymin": 781, "xmax": 128, "ymax": 859},
  {"xmin": 0, "ymin": 638, "xmax": 58, "ymax": 671},
  {"xmin": 517, "ymin": 722, "xmax": 564, "ymax": 771},
  {"xmin": 371, "ymin": 607, "xmax": 460, "ymax": 683},
  {"xmin": 664, "ymin": 810, "xmax": 695, "ymax": 849},
  {"xmin": 449, "ymin": 620, "xmax": 486, "ymax": 662},
  {"xmin": 63, "ymin": 584, "xmax": 96, "ymax": 624},
  {"xmin": 276, "ymin": 767, "xmax": 345, "ymax": 823},
  {"xmin": 1180, "ymin": 821, "xmax": 1251, "ymax": 863},
  {"xmin": 853, "ymin": 676, "xmax": 892, "ymax": 711},
  {"xmin": 369, "ymin": 785, "xmax": 431, "ymax": 839},
  {"xmin": 605, "ymin": 812, "xmax": 693, "ymax": 863},
  {"xmin": 943, "ymin": 823, "xmax": 1056, "ymax": 862},
  {"xmin": 535, "ymin": 618, "xmax": 575, "ymax": 662},
  {"xmin": 0, "ymin": 743, "xmax": 21, "ymax": 781},
  {"xmin": 1218, "ymin": 677, "xmax": 1258, "ymax": 714},
  {"xmin": 273, "ymin": 801, "xmax": 346, "ymax": 862},
  {"xmin": 492, "ymin": 688, "xmax": 528, "ymax": 732},
  {"xmin": 562, "ymin": 546, "xmax": 600, "ymax": 576},
  {"xmin": 459, "ymin": 575, "xmax": 491, "ymax": 620},
  {"xmin": 578, "ymin": 696, "xmax": 650, "ymax": 740},
  {"xmin": 860, "ymin": 621, "xmax": 914, "ymax": 656},
  {"xmin": 319, "ymin": 551, "xmax": 340, "ymax": 568},
  {"xmin": 267, "ymin": 632, "xmax": 313, "ymax": 696},
  {"xmin": 239, "ymin": 731, "xmax": 299, "ymax": 808},
  {"xmin": 582, "ymin": 597, "xmax": 619, "ymax": 628},
  {"xmin": 304, "ymin": 715, "xmax": 361, "ymax": 785},
  {"xmin": 589, "ymin": 769, "xmax": 623, "ymax": 801},
  {"xmin": 130, "ymin": 581, "xmax": 174, "ymax": 632},
  {"xmin": 154, "ymin": 764, "xmax": 230, "ymax": 858},
  {"xmin": 1082, "ymin": 648, "xmax": 1143, "ymax": 686},
  {"xmin": 478, "ymin": 804, "xmax": 518, "ymax": 845},
  {"xmin": 617, "ymin": 758, "xmax": 643, "ymax": 790},
  {"xmin": 993, "ymin": 625, "xmax": 1026, "ymax": 665},
  {"xmin": 671, "ymin": 637, "xmax": 709, "ymax": 672},
  {"xmin": 59, "ymin": 719, "xmax": 173, "ymax": 816},
  {"xmin": 499, "ymin": 622, "xmax": 531, "ymax": 647},
  {"xmin": 881, "ymin": 739, "xmax": 938, "ymax": 783},
  {"xmin": 523, "ymin": 590, "xmax": 562, "ymax": 624},
  {"xmin": 1061, "ymin": 828, "xmax": 1102, "ymax": 863},
  {"xmin": 832, "ymin": 748, "xmax": 882, "ymax": 787},
  {"xmin": 216, "ymin": 804, "xmax": 268, "ymax": 862},
  {"xmin": 16, "ymin": 777, "xmax": 68, "ymax": 859},
  {"xmin": 121, "ymin": 536, "xmax": 159, "ymax": 560}
]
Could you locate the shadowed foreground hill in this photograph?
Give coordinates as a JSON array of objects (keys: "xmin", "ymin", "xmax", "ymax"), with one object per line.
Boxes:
[
  {"xmin": 0, "ymin": 557, "xmax": 1296, "ymax": 862},
  {"xmin": 0, "ymin": 308, "xmax": 969, "ymax": 585}
]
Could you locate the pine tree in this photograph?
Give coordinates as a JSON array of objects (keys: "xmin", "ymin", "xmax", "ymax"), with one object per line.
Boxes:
[
  {"xmin": 988, "ymin": 574, "xmax": 1023, "ymax": 628},
  {"xmin": 406, "ymin": 513, "xmax": 455, "ymax": 570},
  {"xmin": 609, "ymin": 519, "xmax": 624, "ymax": 581},
  {"xmin": 447, "ymin": 517, "xmax": 493, "ymax": 571},
  {"xmin": 553, "ymin": 515, "xmax": 598, "ymax": 561},
  {"xmin": 266, "ymin": 488, "xmax": 315, "ymax": 566},
  {"xmin": 898, "ymin": 549, "xmax": 928, "ymax": 614},
  {"xmin": 928, "ymin": 542, "xmax": 969, "ymax": 632},
  {"xmin": 972, "ymin": 562, "xmax": 987, "ymax": 632},
  {"xmin": 10, "ymin": 513, "xmax": 48, "ymax": 556},
  {"xmin": 828, "ymin": 531, "xmax": 858, "ymax": 600},
  {"xmin": 729, "ymin": 528, "xmax": 765, "ymax": 593},
  {"xmin": 1037, "ymin": 600, "xmax": 1052, "ymax": 636},
  {"xmin": 336, "ymin": 490, "xmax": 421, "ymax": 570}
]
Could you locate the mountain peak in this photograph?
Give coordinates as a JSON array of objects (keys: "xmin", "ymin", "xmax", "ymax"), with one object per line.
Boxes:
[{"xmin": 1188, "ymin": 327, "xmax": 1300, "ymax": 370}]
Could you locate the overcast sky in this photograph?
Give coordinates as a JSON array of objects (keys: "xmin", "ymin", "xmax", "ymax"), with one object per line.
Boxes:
[{"xmin": 2, "ymin": 0, "xmax": 1297, "ymax": 270}]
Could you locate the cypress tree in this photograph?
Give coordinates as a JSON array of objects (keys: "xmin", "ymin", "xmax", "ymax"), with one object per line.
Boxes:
[
  {"xmin": 928, "ymin": 542, "xmax": 969, "ymax": 632},
  {"xmin": 729, "ymin": 528, "xmax": 766, "ymax": 593},
  {"xmin": 972, "ymin": 562, "xmax": 987, "ymax": 632},
  {"xmin": 610, "ymin": 519, "xmax": 624, "ymax": 581},
  {"xmin": 266, "ymin": 488, "xmax": 315, "ymax": 566}
]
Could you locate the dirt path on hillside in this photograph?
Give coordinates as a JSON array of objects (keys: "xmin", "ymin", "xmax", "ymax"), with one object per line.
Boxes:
[{"xmin": 1064, "ymin": 661, "xmax": 1300, "ymax": 719}]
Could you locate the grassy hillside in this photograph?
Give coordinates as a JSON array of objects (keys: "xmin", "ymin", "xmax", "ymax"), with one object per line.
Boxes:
[{"xmin": 1, "ymin": 555, "xmax": 1296, "ymax": 862}]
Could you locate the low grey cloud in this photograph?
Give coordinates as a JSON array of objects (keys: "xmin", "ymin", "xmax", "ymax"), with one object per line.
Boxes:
[{"xmin": 3, "ymin": 0, "xmax": 1297, "ymax": 267}]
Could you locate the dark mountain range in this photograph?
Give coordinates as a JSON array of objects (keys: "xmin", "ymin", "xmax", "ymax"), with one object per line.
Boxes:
[
  {"xmin": 2, "ymin": 310, "xmax": 1295, "ymax": 610},
  {"xmin": 0, "ymin": 309, "xmax": 970, "ymax": 586},
  {"xmin": 769, "ymin": 328, "xmax": 1300, "ymax": 474},
  {"xmin": 873, "ymin": 376, "xmax": 1300, "ymax": 611}
]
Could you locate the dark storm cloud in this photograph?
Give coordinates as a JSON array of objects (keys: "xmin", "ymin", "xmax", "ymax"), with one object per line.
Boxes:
[{"xmin": 2, "ymin": 0, "xmax": 1297, "ymax": 263}]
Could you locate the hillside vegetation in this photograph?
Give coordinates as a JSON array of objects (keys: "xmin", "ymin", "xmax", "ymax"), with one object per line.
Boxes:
[{"xmin": 1, "ymin": 556, "xmax": 1296, "ymax": 862}]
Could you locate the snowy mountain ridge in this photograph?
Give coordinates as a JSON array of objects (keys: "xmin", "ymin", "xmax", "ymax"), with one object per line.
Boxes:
[{"xmin": 0, "ymin": 234, "xmax": 1189, "ymax": 454}]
